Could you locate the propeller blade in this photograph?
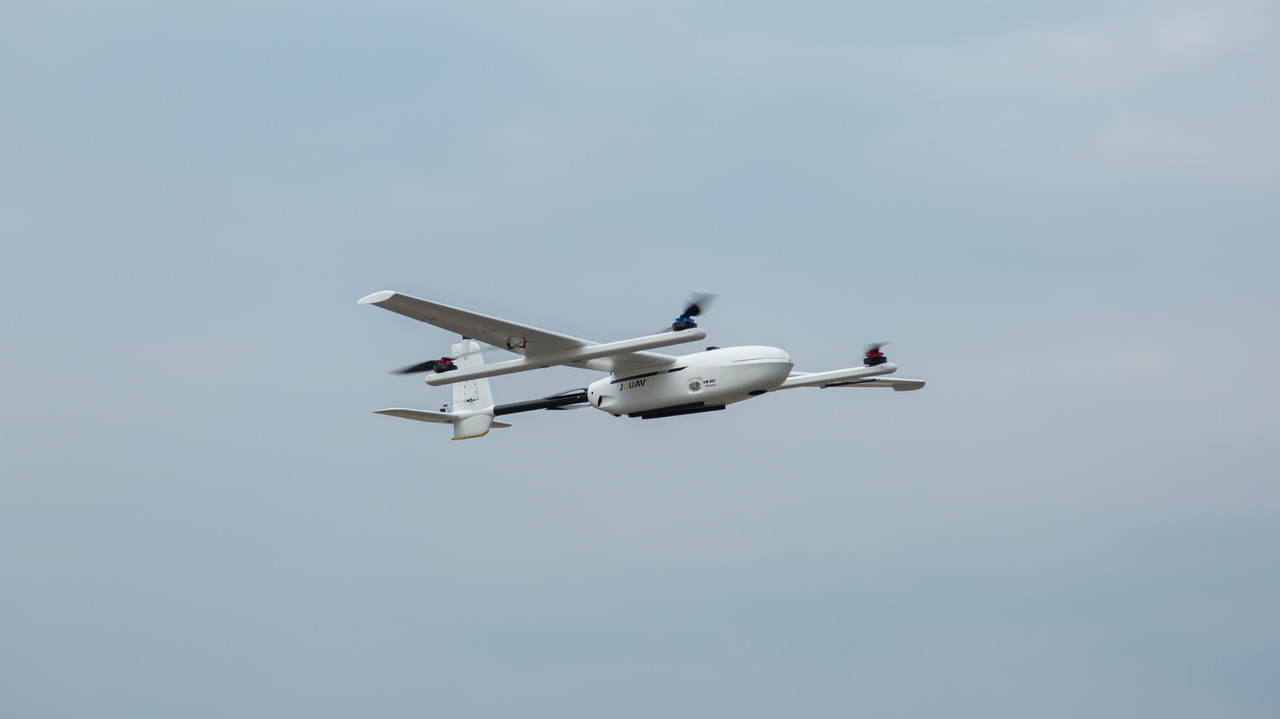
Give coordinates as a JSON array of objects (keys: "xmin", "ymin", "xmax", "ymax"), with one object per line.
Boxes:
[
  {"xmin": 391, "ymin": 359, "xmax": 443, "ymax": 375},
  {"xmin": 390, "ymin": 343, "xmax": 505, "ymax": 375},
  {"xmin": 662, "ymin": 292, "xmax": 718, "ymax": 333},
  {"xmin": 682, "ymin": 292, "xmax": 717, "ymax": 318}
]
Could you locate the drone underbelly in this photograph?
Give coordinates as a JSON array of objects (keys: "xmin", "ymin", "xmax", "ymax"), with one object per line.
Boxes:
[{"xmin": 587, "ymin": 347, "xmax": 793, "ymax": 417}]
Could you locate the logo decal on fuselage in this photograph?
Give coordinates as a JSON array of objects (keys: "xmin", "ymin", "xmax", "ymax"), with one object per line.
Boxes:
[{"xmin": 610, "ymin": 366, "xmax": 687, "ymax": 387}]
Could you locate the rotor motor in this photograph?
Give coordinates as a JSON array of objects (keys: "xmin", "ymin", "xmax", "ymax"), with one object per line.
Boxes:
[{"xmin": 864, "ymin": 343, "xmax": 888, "ymax": 367}]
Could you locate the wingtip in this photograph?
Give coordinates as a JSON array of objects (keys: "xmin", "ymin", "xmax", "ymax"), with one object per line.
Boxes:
[{"xmin": 358, "ymin": 290, "xmax": 397, "ymax": 305}]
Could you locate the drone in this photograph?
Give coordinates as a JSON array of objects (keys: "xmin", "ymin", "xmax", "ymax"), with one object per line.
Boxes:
[{"xmin": 359, "ymin": 291, "xmax": 926, "ymax": 440}]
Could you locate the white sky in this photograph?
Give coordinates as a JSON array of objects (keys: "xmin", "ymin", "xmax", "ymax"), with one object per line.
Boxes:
[{"xmin": 3, "ymin": 2, "xmax": 1278, "ymax": 717}]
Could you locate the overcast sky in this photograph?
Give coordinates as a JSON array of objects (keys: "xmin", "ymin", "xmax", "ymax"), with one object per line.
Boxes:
[{"xmin": 3, "ymin": 1, "xmax": 1278, "ymax": 717}]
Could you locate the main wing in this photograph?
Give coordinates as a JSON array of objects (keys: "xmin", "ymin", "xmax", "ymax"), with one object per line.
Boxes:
[
  {"xmin": 358, "ymin": 291, "xmax": 682, "ymax": 374},
  {"xmin": 816, "ymin": 377, "xmax": 926, "ymax": 391},
  {"xmin": 773, "ymin": 363, "xmax": 926, "ymax": 391}
]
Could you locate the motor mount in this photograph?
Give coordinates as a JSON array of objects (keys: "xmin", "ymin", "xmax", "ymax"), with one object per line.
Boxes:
[
  {"xmin": 864, "ymin": 343, "xmax": 888, "ymax": 367},
  {"xmin": 669, "ymin": 293, "xmax": 715, "ymax": 332}
]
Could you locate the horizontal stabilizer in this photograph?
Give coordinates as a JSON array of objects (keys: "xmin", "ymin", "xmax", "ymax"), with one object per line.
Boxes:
[
  {"xmin": 373, "ymin": 408, "xmax": 510, "ymax": 439},
  {"xmin": 375, "ymin": 408, "xmax": 454, "ymax": 424}
]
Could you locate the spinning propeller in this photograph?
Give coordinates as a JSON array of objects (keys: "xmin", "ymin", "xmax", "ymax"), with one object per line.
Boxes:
[
  {"xmin": 668, "ymin": 293, "xmax": 717, "ymax": 332},
  {"xmin": 392, "ymin": 356, "xmax": 461, "ymax": 375},
  {"xmin": 863, "ymin": 342, "xmax": 890, "ymax": 367},
  {"xmin": 391, "ymin": 343, "xmax": 498, "ymax": 375}
]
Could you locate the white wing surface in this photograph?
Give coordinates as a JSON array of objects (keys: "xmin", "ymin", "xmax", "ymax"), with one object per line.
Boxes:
[
  {"xmin": 358, "ymin": 291, "xmax": 678, "ymax": 373},
  {"xmin": 373, "ymin": 408, "xmax": 512, "ymax": 440},
  {"xmin": 821, "ymin": 377, "xmax": 926, "ymax": 391},
  {"xmin": 773, "ymin": 363, "xmax": 925, "ymax": 391},
  {"xmin": 374, "ymin": 408, "xmax": 455, "ymax": 424}
]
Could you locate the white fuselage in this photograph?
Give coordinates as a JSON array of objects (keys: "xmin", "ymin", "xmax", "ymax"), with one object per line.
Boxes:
[{"xmin": 586, "ymin": 346, "xmax": 793, "ymax": 417}]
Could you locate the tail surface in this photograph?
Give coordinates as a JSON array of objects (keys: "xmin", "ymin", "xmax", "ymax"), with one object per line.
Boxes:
[
  {"xmin": 448, "ymin": 339, "xmax": 496, "ymax": 438},
  {"xmin": 450, "ymin": 339, "xmax": 494, "ymax": 411},
  {"xmin": 374, "ymin": 339, "xmax": 502, "ymax": 440}
]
